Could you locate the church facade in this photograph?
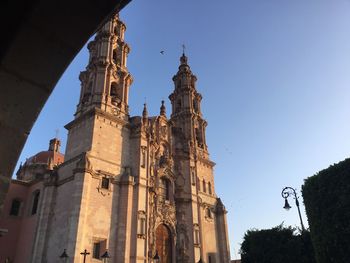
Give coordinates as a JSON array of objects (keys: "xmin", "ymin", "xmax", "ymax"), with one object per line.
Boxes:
[{"xmin": 0, "ymin": 14, "xmax": 231, "ymax": 263}]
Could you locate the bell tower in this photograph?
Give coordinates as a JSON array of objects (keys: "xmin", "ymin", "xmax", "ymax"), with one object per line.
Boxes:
[
  {"xmin": 169, "ymin": 53, "xmax": 208, "ymax": 156},
  {"xmin": 170, "ymin": 53, "xmax": 231, "ymax": 263},
  {"xmin": 64, "ymin": 13, "xmax": 133, "ymax": 161},
  {"xmin": 39, "ymin": 13, "xmax": 137, "ymax": 262},
  {"xmin": 76, "ymin": 13, "xmax": 132, "ymax": 120}
]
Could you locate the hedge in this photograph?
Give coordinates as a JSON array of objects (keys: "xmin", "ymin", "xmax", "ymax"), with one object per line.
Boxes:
[
  {"xmin": 302, "ymin": 158, "xmax": 350, "ymax": 263},
  {"xmin": 240, "ymin": 224, "xmax": 315, "ymax": 263}
]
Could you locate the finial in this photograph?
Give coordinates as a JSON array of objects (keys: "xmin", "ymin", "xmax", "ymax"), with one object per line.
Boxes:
[
  {"xmin": 180, "ymin": 44, "xmax": 188, "ymax": 65},
  {"xmin": 160, "ymin": 100, "xmax": 166, "ymax": 116},
  {"xmin": 142, "ymin": 103, "xmax": 148, "ymax": 125},
  {"xmin": 143, "ymin": 103, "xmax": 148, "ymax": 118}
]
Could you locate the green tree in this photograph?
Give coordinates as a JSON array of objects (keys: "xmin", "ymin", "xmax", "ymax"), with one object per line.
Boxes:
[
  {"xmin": 302, "ymin": 158, "xmax": 350, "ymax": 263},
  {"xmin": 240, "ymin": 224, "xmax": 316, "ymax": 263}
]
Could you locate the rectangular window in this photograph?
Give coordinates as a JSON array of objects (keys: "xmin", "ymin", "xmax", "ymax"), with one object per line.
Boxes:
[
  {"xmin": 138, "ymin": 217, "xmax": 146, "ymax": 236},
  {"xmin": 101, "ymin": 177, "xmax": 109, "ymax": 189},
  {"xmin": 191, "ymin": 171, "xmax": 196, "ymax": 186},
  {"xmin": 10, "ymin": 199, "xmax": 21, "ymax": 216},
  {"xmin": 31, "ymin": 191, "xmax": 40, "ymax": 215},
  {"xmin": 92, "ymin": 239, "xmax": 106, "ymax": 259},
  {"xmin": 194, "ymin": 229, "xmax": 200, "ymax": 245},
  {"xmin": 141, "ymin": 218, "xmax": 146, "ymax": 235},
  {"xmin": 208, "ymin": 253, "xmax": 216, "ymax": 263},
  {"xmin": 93, "ymin": 242, "xmax": 101, "ymax": 259},
  {"xmin": 208, "ymin": 182, "xmax": 212, "ymax": 195},
  {"xmin": 141, "ymin": 147, "xmax": 146, "ymax": 168}
]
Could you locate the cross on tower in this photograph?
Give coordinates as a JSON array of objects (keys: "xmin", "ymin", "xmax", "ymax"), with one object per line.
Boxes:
[
  {"xmin": 55, "ymin": 128, "xmax": 59, "ymax": 139},
  {"xmin": 80, "ymin": 249, "xmax": 90, "ymax": 263},
  {"xmin": 182, "ymin": 44, "xmax": 186, "ymax": 55}
]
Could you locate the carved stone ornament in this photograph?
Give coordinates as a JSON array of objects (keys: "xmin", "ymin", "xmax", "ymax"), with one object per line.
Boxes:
[
  {"xmin": 112, "ymin": 70, "xmax": 120, "ymax": 80},
  {"xmin": 157, "ymin": 201, "xmax": 176, "ymax": 224},
  {"xmin": 112, "ymin": 107, "xmax": 121, "ymax": 116},
  {"xmin": 160, "ymin": 125, "xmax": 167, "ymax": 139}
]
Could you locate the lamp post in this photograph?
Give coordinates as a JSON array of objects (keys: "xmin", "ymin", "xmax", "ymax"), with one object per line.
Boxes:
[
  {"xmin": 153, "ymin": 250, "xmax": 160, "ymax": 263},
  {"xmin": 59, "ymin": 249, "xmax": 68, "ymax": 262},
  {"xmin": 281, "ymin": 186, "xmax": 305, "ymax": 231},
  {"xmin": 101, "ymin": 250, "xmax": 110, "ymax": 263}
]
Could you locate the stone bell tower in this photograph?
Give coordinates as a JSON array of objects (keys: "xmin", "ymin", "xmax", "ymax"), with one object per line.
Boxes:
[
  {"xmin": 31, "ymin": 13, "xmax": 136, "ymax": 262},
  {"xmin": 170, "ymin": 52, "xmax": 231, "ymax": 263},
  {"xmin": 76, "ymin": 13, "xmax": 132, "ymax": 120},
  {"xmin": 64, "ymin": 13, "xmax": 133, "ymax": 161}
]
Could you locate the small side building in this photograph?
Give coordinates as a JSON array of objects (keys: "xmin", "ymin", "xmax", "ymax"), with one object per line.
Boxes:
[{"xmin": 0, "ymin": 138, "xmax": 64, "ymax": 262}]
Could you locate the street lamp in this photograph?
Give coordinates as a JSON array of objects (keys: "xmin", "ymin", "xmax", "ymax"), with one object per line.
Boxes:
[
  {"xmin": 101, "ymin": 251, "xmax": 110, "ymax": 263},
  {"xmin": 153, "ymin": 250, "xmax": 160, "ymax": 263},
  {"xmin": 59, "ymin": 249, "xmax": 68, "ymax": 262},
  {"xmin": 281, "ymin": 186, "xmax": 305, "ymax": 231}
]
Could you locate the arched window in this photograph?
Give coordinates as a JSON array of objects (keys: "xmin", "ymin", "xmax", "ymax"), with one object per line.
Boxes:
[
  {"xmin": 176, "ymin": 100, "xmax": 181, "ymax": 112},
  {"xmin": 9, "ymin": 199, "xmax": 21, "ymax": 216},
  {"xmin": 159, "ymin": 178, "xmax": 170, "ymax": 201},
  {"xmin": 31, "ymin": 190, "xmax": 40, "ymax": 215},
  {"xmin": 110, "ymin": 82, "xmax": 122, "ymax": 102},
  {"xmin": 112, "ymin": 49, "xmax": 119, "ymax": 65},
  {"xmin": 82, "ymin": 82, "xmax": 92, "ymax": 103},
  {"xmin": 114, "ymin": 26, "xmax": 118, "ymax": 36},
  {"xmin": 191, "ymin": 171, "xmax": 196, "ymax": 186},
  {"xmin": 208, "ymin": 182, "xmax": 212, "ymax": 195},
  {"xmin": 202, "ymin": 180, "xmax": 206, "ymax": 193},
  {"xmin": 206, "ymin": 208, "xmax": 212, "ymax": 218},
  {"xmin": 110, "ymin": 82, "xmax": 117, "ymax": 96},
  {"xmin": 193, "ymin": 99, "xmax": 198, "ymax": 112}
]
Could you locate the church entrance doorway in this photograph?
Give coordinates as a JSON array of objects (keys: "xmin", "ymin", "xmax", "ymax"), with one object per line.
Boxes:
[{"xmin": 155, "ymin": 224, "xmax": 172, "ymax": 263}]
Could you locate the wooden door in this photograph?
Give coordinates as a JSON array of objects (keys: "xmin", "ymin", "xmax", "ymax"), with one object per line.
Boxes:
[{"xmin": 156, "ymin": 224, "xmax": 172, "ymax": 263}]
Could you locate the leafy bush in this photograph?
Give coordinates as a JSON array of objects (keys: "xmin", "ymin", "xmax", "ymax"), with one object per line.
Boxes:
[
  {"xmin": 302, "ymin": 158, "xmax": 350, "ymax": 263},
  {"xmin": 240, "ymin": 224, "xmax": 315, "ymax": 263}
]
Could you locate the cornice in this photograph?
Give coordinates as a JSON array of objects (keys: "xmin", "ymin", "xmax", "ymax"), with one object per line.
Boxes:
[{"xmin": 65, "ymin": 107, "xmax": 129, "ymax": 131}]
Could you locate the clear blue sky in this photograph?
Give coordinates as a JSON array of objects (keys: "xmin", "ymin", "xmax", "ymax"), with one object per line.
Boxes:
[{"xmin": 15, "ymin": 0, "xmax": 350, "ymax": 259}]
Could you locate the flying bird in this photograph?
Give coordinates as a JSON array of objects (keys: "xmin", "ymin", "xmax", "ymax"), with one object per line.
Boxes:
[{"xmin": 160, "ymin": 50, "xmax": 165, "ymax": 55}]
